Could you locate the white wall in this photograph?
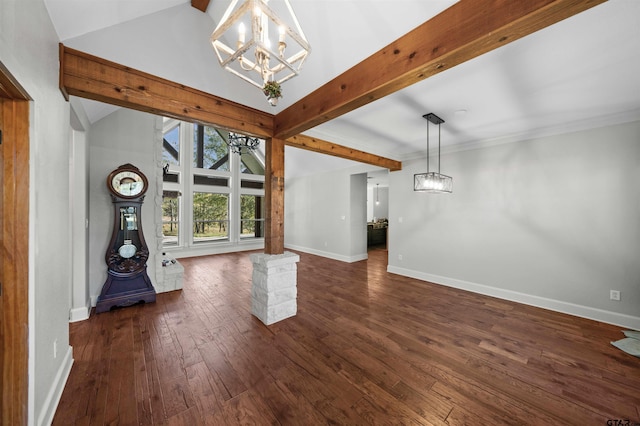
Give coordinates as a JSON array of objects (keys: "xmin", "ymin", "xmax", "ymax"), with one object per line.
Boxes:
[
  {"xmin": 285, "ymin": 166, "xmax": 368, "ymax": 262},
  {"xmin": 388, "ymin": 120, "xmax": 640, "ymax": 329},
  {"xmin": 88, "ymin": 108, "xmax": 161, "ymax": 303},
  {"xmin": 350, "ymin": 174, "xmax": 368, "ymax": 257},
  {"xmin": 0, "ymin": 0, "xmax": 74, "ymax": 424}
]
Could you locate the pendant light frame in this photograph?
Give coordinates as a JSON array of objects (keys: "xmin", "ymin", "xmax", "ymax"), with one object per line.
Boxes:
[
  {"xmin": 227, "ymin": 132, "xmax": 261, "ymax": 154},
  {"xmin": 210, "ymin": 0, "xmax": 311, "ymax": 104},
  {"xmin": 414, "ymin": 113, "xmax": 453, "ymax": 193}
]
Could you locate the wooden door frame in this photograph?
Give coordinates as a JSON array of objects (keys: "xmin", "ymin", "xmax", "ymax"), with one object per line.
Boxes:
[{"xmin": 0, "ymin": 60, "xmax": 31, "ymax": 426}]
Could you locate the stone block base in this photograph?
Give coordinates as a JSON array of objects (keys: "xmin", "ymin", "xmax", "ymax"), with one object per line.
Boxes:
[
  {"xmin": 250, "ymin": 251, "xmax": 300, "ymax": 325},
  {"xmin": 160, "ymin": 254, "xmax": 184, "ymax": 292}
]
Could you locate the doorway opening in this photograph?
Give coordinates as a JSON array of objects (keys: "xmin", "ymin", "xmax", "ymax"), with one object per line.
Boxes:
[{"xmin": 367, "ymin": 170, "xmax": 389, "ymax": 254}]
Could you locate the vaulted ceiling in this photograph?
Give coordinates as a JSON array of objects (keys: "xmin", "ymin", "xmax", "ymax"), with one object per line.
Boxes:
[{"xmin": 45, "ymin": 0, "xmax": 640, "ymax": 178}]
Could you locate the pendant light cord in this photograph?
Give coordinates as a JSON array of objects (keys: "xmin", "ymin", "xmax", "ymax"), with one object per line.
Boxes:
[
  {"xmin": 426, "ymin": 120, "xmax": 430, "ymax": 172},
  {"xmin": 438, "ymin": 122, "xmax": 441, "ymax": 174}
]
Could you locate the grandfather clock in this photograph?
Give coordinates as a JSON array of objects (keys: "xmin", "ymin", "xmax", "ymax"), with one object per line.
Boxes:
[{"xmin": 96, "ymin": 164, "xmax": 156, "ymax": 313}]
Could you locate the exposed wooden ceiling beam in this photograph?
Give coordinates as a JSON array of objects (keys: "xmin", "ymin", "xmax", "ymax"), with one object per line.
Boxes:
[
  {"xmin": 191, "ymin": 0, "xmax": 211, "ymax": 13},
  {"xmin": 58, "ymin": 44, "xmax": 402, "ymax": 171},
  {"xmin": 273, "ymin": 0, "xmax": 607, "ymax": 140},
  {"xmin": 286, "ymin": 134, "xmax": 401, "ymax": 171},
  {"xmin": 59, "ymin": 44, "xmax": 274, "ymax": 138}
]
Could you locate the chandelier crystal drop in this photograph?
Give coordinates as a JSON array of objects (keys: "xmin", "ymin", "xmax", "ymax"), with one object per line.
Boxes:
[{"xmin": 210, "ymin": 0, "xmax": 311, "ymax": 105}]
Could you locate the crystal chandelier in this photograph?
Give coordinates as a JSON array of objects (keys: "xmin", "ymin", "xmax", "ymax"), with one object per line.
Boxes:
[
  {"xmin": 210, "ymin": 0, "xmax": 311, "ymax": 106},
  {"xmin": 414, "ymin": 113, "xmax": 453, "ymax": 193}
]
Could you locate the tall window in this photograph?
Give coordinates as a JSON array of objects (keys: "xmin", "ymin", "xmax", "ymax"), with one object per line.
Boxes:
[
  {"xmin": 193, "ymin": 192, "xmax": 229, "ymax": 242},
  {"xmin": 240, "ymin": 195, "xmax": 264, "ymax": 238},
  {"xmin": 162, "ymin": 119, "xmax": 183, "ymax": 245},
  {"xmin": 162, "ymin": 191, "xmax": 180, "ymax": 246},
  {"xmin": 194, "ymin": 125, "xmax": 229, "ymax": 171},
  {"xmin": 161, "ymin": 118, "xmax": 265, "ymax": 250},
  {"xmin": 163, "ymin": 122, "xmax": 180, "ymax": 166}
]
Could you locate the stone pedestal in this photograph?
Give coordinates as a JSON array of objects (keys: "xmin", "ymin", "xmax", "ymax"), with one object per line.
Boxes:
[
  {"xmin": 250, "ymin": 251, "xmax": 300, "ymax": 325},
  {"xmin": 160, "ymin": 253, "xmax": 184, "ymax": 292}
]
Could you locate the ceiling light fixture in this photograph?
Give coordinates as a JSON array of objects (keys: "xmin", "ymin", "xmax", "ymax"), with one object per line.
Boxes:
[
  {"xmin": 227, "ymin": 132, "xmax": 261, "ymax": 154},
  {"xmin": 414, "ymin": 113, "xmax": 453, "ymax": 193},
  {"xmin": 210, "ymin": 0, "xmax": 311, "ymax": 106}
]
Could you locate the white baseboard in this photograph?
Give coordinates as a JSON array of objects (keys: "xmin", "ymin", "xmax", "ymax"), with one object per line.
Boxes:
[
  {"xmin": 37, "ymin": 345, "xmax": 74, "ymax": 426},
  {"xmin": 69, "ymin": 304, "xmax": 90, "ymax": 323},
  {"xmin": 285, "ymin": 244, "xmax": 368, "ymax": 263},
  {"xmin": 387, "ymin": 265, "xmax": 640, "ymax": 330}
]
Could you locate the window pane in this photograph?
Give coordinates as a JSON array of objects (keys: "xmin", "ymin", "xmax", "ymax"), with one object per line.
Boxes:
[
  {"xmin": 163, "ymin": 125, "xmax": 180, "ymax": 166},
  {"xmin": 193, "ymin": 192, "xmax": 229, "ymax": 242},
  {"xmin": 193, "ymin": 175, "xmax": 229, "ymax": 187},
  {"xmin": 163, "ymin": 171, "xmax": 179, "ymax": 183},
  {"xmin": 162, "ymin": 191, "xmax": 180, "ymax": 246},
  {"xmin": 194, "ymin": 125, "xmax": 229, "ymax": 171},
  {"xmin": 240, "ymin": 180, "xmax": 264, "ymax": 189},
  {"xmin": 240, "ymin": 195, "xmax": 265, "ymax": 238},
  {"xmin": 240, "ymin": 150, "xmax": 265, "ymax": 175}
]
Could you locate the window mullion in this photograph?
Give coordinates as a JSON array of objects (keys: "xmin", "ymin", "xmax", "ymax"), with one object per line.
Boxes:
[
  {"xmin": 185, "ymin": 123, "xmax": 195, "ymax": 248},
  {"xmin": 230, "ymin": 149, "xmax": 241, "ymax": 243}
]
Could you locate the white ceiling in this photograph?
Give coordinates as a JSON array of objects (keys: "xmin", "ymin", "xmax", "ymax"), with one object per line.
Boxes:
[{"xmin": 45, "ymin": 0, "xmax": 640, "ymax": 177}]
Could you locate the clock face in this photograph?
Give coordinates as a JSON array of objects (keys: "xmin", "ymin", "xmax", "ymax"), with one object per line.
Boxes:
[{"xmin": 109, "ymin": 169, "xmax": 148, "ymax": 198}]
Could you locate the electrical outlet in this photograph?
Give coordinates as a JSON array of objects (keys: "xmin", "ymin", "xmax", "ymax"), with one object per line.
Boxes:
[
  {"xmin": 398, "ymin": 254, "xmax": 403, "ymax": 261},
  {"xmin": 610, "ymin": 290, "xmax": 621, "ymax": 301}
]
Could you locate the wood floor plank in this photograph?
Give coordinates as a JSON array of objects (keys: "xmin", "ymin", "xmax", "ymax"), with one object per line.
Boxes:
[
  {"xmin": 269, "ymin": 363, "xmax": 363, "ymax": 424},
  {"xmin": 220, "ymin": 388, "xmax": 280, "ymax": 425},
  {"xmin": 197, "ymin": 338, "xmax": 247, "ymax": 401},
  {"xmin": 464, "ymin": 356, "xmax": 608, "ymax": 424},
  {"xmin": 132, "ymin": 311, "xmax": 154, "ymax": 425},
  {"xmin": 101, "ymin": 310, "xmax": 137, "ymax": 425},
  {"xmin": 389, "ymin": 380, "xmax": 452, "ymax": 425},
  {"xmin": 162, "ymin": 375, "xmax": 197, "ymax": 419},
  {"xmin": 352, "ymin": 380, "xmax": 435, "ymax": 426},
  {"xmin": 53, "ymin": 248, "xmax": 640, "ymax": 425},
  {"xmin": 253, "ymin": 373, "xmax": 331, "ymax": 425},
  {"xmin": 185, "ymin": 361, "xmax": 224, "ymax": 415},
  {"xmin": 141, "ymin": 327, "xmax": 168, "ymax": 424},
  {"xmin": 166, "ymin": 406, "xmax": 203, "ymax": 426}
]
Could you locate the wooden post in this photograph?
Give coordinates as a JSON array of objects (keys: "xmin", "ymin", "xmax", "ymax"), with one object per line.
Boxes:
[
  {"xmin": 264, "ymin": 137, "xmax": 285, "ymax": 254},
  {"xmin": 0, "ymin": 61, "xmax": 31, "ymax": 426}
]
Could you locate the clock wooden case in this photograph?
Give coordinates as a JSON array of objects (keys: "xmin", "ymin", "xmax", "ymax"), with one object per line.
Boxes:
[{"xmin": 96, "ymin": 163, "xmax": 156, "ymax": 313}]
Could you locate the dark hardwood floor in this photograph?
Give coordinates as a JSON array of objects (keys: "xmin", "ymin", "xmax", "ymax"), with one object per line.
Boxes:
[{"xmin": 53, "ymin": 248, "xmax": 640, "ymax": 425}]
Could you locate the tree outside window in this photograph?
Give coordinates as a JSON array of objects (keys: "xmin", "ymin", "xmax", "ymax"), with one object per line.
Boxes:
[
  {"xmin": 193, "ymin": 192, "xmax": 229, "ymax": 242},
  {"xmin": 162, "ymin": 191, "xmax": 180, "ymax": 245},
  {"xmin": 240, "ymin": 195, "xmax": 264, "ymax": 238},
  {"xmin": 194, "ymin": 125, "xmax": 229, "ymax": 171}
]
